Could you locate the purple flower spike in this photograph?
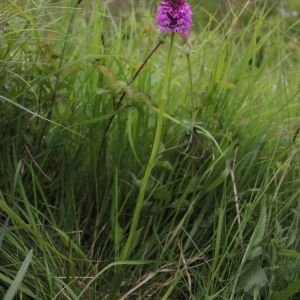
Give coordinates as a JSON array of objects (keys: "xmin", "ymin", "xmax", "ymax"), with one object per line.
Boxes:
[{"xmin": 156, "ymin": 0, "xmax": 192, "ymax": 39}]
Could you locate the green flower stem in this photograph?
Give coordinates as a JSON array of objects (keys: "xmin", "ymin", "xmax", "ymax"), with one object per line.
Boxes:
[
  {"xmin": 120, "ymin": 33, "xmax": 175, "ymax": 261},
  {"xmin": 186, "ymin": 52, "xmax": 196, "ymax": 123}
]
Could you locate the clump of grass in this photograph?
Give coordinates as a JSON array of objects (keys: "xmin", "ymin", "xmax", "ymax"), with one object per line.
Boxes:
[{"xmin": 1, "ymin": 0, "xmax": 300, "ymax": 299}]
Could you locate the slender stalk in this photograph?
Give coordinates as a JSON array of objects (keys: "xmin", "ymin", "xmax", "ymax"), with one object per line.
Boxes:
[
  {"xmin": 130, "ymin": 40, "xmax": 164, "ymax": 84},
  {"xmin": 185, "ymin": 50, "xmax": 197, "ymax": 151},
  {"xmin": 108, "ymin": 34, "xmax": 175, "ymax": 300},
  {"xmin": 99, "ymin": 40, "xmax": 164, "ymax": 158},
  {"xmin": 120, "ymin": 33, "xmax": 175, "ymax": 261},
  {"xmin": 186, "ymin": 52, "xmax": 195, "ymax": 123}
]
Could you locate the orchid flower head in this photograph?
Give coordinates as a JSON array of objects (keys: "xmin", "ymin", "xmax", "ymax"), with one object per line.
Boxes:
[{"xmin": 156, "ymin": 0, "xmax": 192, "ymax": 39}]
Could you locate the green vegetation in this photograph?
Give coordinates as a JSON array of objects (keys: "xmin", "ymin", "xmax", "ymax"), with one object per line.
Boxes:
[{"xmin": 1, "ymin": 0, "xmax": 300, "ymax": 299}]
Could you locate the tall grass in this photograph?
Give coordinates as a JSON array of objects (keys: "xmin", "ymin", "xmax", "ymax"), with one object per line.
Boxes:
[{"xmin": 1, "ymin": 0, "xmax": 300, "ymax": 299}]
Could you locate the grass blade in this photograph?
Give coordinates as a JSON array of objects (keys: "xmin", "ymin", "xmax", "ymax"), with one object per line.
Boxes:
[{"xmin": 3, "ymin": 249, "xmax": 33, "ymax": 300}]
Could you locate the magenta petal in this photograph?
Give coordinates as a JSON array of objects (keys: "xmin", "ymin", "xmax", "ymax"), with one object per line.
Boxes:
[{"xmin": 156, "ymin": 0, "xmax": 192, "ymax": 39}]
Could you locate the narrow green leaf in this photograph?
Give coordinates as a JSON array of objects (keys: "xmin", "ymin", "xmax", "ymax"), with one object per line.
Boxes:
[
  {"xmin": 245, "ymin": 202, "xmax": 267, "ymax": 262},
  {"xmin": 0, "ymin": 94, "xmax": 85, "ymax": 138},
  {"xmin": 279, "ymin": 249, "xmax": 300, "ymax": 258},
  {"xmin": 0, "ymin": 273, "xmax": 35, "ymax": 298},
  {"xmin": 4, "ymin": 249, "xmax": 33, "ymax": 300},
  {"xmin": 204, "ymin": 169, "xmax": 229, "ymax": 193},
  {"xmin": 78, "ymin": 260, "xmax": 157, "ymax": 298}
]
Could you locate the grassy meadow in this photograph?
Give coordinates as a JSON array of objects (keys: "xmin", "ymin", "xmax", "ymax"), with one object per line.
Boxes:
[{"xmin": 1, "ymin": 0, "xmax": 300, "ymax": 299}]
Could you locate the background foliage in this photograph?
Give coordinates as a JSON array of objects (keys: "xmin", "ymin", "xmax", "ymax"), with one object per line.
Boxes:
[{"xmin": 1, "ymin": 0, "xmax": 300, "ymax": 299}]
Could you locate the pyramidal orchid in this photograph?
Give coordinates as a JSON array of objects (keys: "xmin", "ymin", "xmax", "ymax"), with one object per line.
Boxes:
[
  {"xmin": 156, "ymin": 0, "xmax": 192, "ymax": 39},
  {"xmin": 116, "ymin": 2, "xmax": 194, "ymax": 290}
]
